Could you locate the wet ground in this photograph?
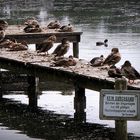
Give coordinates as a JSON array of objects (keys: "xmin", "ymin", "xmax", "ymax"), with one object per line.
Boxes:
[{"xmin": 0, "ymin": 98, "xmax": 140, "ymax": 140}]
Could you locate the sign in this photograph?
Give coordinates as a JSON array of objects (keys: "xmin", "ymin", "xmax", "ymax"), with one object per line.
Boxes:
[{"xmin": 100, "ymin": 89, "xmax": 140, "ymax": 120}]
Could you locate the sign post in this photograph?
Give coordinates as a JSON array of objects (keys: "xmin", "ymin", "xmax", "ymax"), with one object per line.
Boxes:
[{"xmin": 100, "ymin": 78, "xmax": 140, "ymax": 140}]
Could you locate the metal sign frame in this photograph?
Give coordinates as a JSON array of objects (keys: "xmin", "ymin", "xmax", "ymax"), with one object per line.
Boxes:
[{"xmin": 100, "ymin": 89, "xmax": 140, "ymax": 120}]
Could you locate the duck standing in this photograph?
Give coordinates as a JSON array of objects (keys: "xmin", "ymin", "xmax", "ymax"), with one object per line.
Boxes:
[
  {"xmin": 121, "ymin": 60, "xmax": 140, "ymax": 84},
  {"xmin": 52, "ymin": 38, "xmax": 70, "ymax": 57},
  {"xmin": 37, "ymin": 35, "xmax": 56, "ymax": 54},
  {"xmin": 103, "ymin": 48, "xmax": 121, "ymax": 66}
]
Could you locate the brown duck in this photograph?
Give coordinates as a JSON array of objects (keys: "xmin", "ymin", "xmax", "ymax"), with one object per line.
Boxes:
[
  {"xmin": 0, "ymin": 20, "xmax": 8, "ymax": 30},
  {"xmin": 90, "ymin": 55, "xmax": 104, "ymax": 67},
  {"xmin": 47, "ymin": 20, "xmax": 61, "ymax": 29},
  {"xmin": 37, "ymin": 35, "xmax": 56, "ymax": 54},
  {"xmin": 58, "ymin": 24, "xmax": 73, "ymax": 32},
  {"xmin": 52, "ymin": 38, "xmax": 70, "ymax": 57},
  {"xmin": 121, "ymin": 60, "xmax": 140, "ymax": 84},
  {"xmin": 103, "ymin": 48, "xmax": 121, "ymax": 66},
  {"xmin": 53, "ymin": 55, "xmax": 76, "ymax": 67},
  {"xmin": 0, "ymin": 27, "xmax": 5, "ymax": 42}
]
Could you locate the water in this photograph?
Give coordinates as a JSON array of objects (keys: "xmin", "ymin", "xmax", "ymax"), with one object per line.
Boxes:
[{"xmin": 1, "ymin": 0, "xmax": 140, "ymax": 139}]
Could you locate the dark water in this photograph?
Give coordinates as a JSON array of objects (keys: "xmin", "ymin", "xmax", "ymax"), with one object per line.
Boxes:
[{"xmin": 1, "ymin": 0, "xmax": 140, "ymax": 139}]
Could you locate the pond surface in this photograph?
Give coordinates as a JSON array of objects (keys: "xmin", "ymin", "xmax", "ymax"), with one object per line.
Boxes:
[{"xmin": 0, "ymin": 0, "xmax": 140, "ymax": 139}]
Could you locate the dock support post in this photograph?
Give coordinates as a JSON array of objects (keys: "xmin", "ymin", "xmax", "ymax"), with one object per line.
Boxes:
[
  {"xmin": 27, "ymin": 76, "xmax": 39, "ymax": 109},
  {"xmin": 73, "ymin": 42, "xmax": 79, "ymax": 58},
  {"xmin": 115, "ymin": 78, "xmax": 128, "ymax": 140},
  {"xmin": 74, "ymin": 85, "xmax": 86, "ymax": 122}
]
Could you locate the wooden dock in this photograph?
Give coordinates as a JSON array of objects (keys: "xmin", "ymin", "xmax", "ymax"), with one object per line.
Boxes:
[
  {"xmin": 5, "ymin": 25, "xmax": 82, "ymax": 58},
  {"xmin": 1, "ymin": 27, "xmax": 140, "ymax": 122}
]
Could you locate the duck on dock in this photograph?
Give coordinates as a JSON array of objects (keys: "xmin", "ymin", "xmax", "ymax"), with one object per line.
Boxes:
[
  {"xmin": 7, "ymin": 40, "xmax": 28, "ymax": 51},
  {"xmin": 103, "ymin": 48, "xmax": 121, "ymax": 66},
  {"xmin": 0, "ymin": 27, "xmax": 5, "ymax": 42},
  {"xmin": 108, "ymin": 65, "xmax": 123, "ymax": 78},
  {"xmin": 121, "ymin": 60, "xmax": 140, "ymax": 84},
  {"xmin": 0, "ymin": 20, "xmax": 8, "ymax": 30},
  {"xmin": 37, "ymin": 35, "xmax": 56, "ymax": 54},
  {"xmin": 24, "ymin": 17, "xmax": 42, "ymax": 33},
  {"xmin": 53, "ymin": 55, "xmax": 77, "ymax": 67},
  {"xmin": 47, "ymin": 20, "xmax": 61, "ymax": 29},
  {"xmin": 52, "ymin": 38, "xmax": 70, "ymax": 57},
  {"xmin": 96, "ymin": 39, "xmax": 108, "ymax": 47},
  {"xmin": 90, "ymin": 55, "xmax": 104, "ymax": 67},
  {"xmin": 58, "ymin": 24, "xmax": 73, "ymax": 32}
]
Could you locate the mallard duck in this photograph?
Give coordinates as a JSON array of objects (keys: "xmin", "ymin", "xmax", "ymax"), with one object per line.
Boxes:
[
  {"xmin": 37, "ymin": 35, "xmax": 56, "ymax": 54},
  {"xmin": 108, "ymin": 65, "xmax": 123, "ymax": 78},
  {"xmin": 0, "ymin": 27, "xmax": 5, "ymax": 42},
  {"xmin": 90, "ymin": 55, "xmax": 104, "ymax": 66},
  {"xmin": 47, "ymin": 20, "xmax": 61, "ymax": 29},
  {"xmin": 8, "ymin": 40, "xmax": 28, "ymax": 51},
  {"xmin": 96, "ymin": 39, "xmax": 108, "ymax": 47},
  {"xmin": 24, "ymin": 25, "xmax": 42, "ymax": 33},
  {"xmin": 121, "ymin": 60, "xmax": 140, "ymax": 84},
  {"xmin": 52, "ymin": 38, "xmax": 70, "ymax": 57},
  {"xmin": 53, "ymin": 55, "xmax": 76, "ymax": 67},
  {"xmin": 0, "ymin": 20, "xmax": 8, "ymax": 30},
  {"xmin": 24, "ymin": 17, "xmax": 39, "ymax": 27},
  {"xmin": 103, "ymin": 48, "xmax": 121, "ymax": 66},
  {"xmin": 0, "ymin": 39, "xmax": 15, "ymax": 48},
  {"xmin": 58, "ymin": 24, "xmax": 73, "ymax": 32}
]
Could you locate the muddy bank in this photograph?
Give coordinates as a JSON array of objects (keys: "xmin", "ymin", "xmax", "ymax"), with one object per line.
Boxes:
[{"xmin": 0, "ymin": 98, "xmax": 139, "ymax": 140}]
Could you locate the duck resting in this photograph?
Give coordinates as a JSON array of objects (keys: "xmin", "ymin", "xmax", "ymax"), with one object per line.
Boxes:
[
  {"xmin": 47, "ymin": 20, "xmax": 61, "ymax": 29},
  {"xmin": 121, "ymin": 60, "xmax": 140, "ymax": 84},
  {"xmin": 90, "ymin": 55, "xmax": 104, "ymax": 67}
]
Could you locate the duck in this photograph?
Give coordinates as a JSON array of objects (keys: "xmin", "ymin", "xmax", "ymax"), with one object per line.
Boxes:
[
  {"xmin": 96, "ymin": 39, "xmax": 108, "ymax": 47},
  {"xmin": 47, "ymin": 20, "xmax": 61, "ymax": 29},
  {"xmin": 0, "ymin": 20, "xmax": 8, "ymax": 30},
  {"xmin": 52, "ymin": 38, "xmax": 70, "ymax": 57},
  {"xmin": 58, "ymin": 24, "xmax": 73, "ymax": 32},
  {"xmin": 108, "ymin": 65, "xmax": 123, "ymax": 78},
  {"xmin": 103, "ymin": 48, "xmax": 121, "ymax": 66},
  {"xmin": 24, "ymin": 24, "xmax": 42, "ymax": 33},
  {"xmin": 53, "ymin": 55, "xmax": 76, "ymax": 67},
  {"xmin": 24, "ymin": 17, "xmax": 39, "ymax": 27},
  {"xmin": 0, "ymin": 27, "xmax": 5, "ymax": 42},
  {"xmin": 121, "ymin": 60, "xmax": 140, "ymax": 84},
  {"xmin": 7, "ymin": 40, "xmax": 28, "ymax": 51},
  {"xmin": 37, "ymin": 35, "xmax": 56, "ymax": 54},
  {"xmin": 90, "ymin": 55, "xmax": 104, "ymax": 67},
  {"xmin": 0, "ymin": 38, "xmax": 15, "ymax": 48}
]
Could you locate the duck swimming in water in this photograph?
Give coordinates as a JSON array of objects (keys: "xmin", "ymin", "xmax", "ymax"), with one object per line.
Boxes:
[
  {"xmin": 90, "ymin": 55, "xmax": 104, "ymax": 67},
  {"xmin": 96, "ymin": 39, "xmax": 108, "ymax": 47},
  {"xmin": 52, "ymin": 38, "xmax": 70, "ymax": 57},
  {"xmin": 121, "ymin": 60, "xmax": 140, "ymax": 84},
  {"xmin": 103, "ymin": 48, "xmax": 121, "ymax": 66},
  {"xmin": 47, "ymin": 20, "xmax": 61, "ymax": 29},
  {"xmin": 37, "ymin": 35, "xmax": 56, "ymax": 54}
]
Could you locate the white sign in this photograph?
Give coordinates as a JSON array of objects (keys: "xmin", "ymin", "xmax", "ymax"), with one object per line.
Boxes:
[{"xmin": 100, "ymin": 89, "xmax": 140, "ymax": 120}]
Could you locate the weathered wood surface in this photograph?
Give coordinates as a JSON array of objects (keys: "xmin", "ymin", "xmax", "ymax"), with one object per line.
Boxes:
[
  {"xmin": 5, "ymin": 25, "xmax": 82, "ymax": 44},
  {"xmin": 0, "ymin": 49, "xmax": 140, "ymax": 91}
]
